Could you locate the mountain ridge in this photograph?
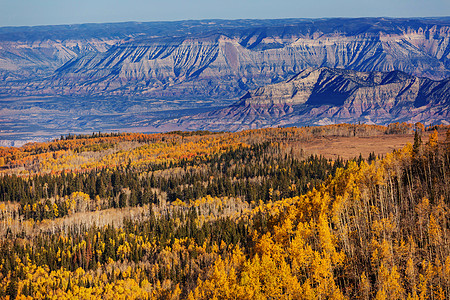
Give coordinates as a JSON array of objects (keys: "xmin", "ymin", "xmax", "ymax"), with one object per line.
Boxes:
[
  {"xmin": 1, "ymin": 18, "xmax": 450, "ymax": 145},
  {"xmin": 159, "ymin": 67, "xmax": 450, "ymax": 131},
  {"xmin": 2, "ymin": 17, "xmax": 450, "ymax": 100}
]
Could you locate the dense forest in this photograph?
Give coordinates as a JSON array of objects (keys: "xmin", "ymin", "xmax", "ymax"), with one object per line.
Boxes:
[{"xmin": 0, "ymin": 123, "xmax": 448, "ymax": 299}]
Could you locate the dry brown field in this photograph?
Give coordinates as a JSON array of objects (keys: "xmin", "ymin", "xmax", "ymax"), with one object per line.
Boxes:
[{"xmin": 301, "ymin": 131, "xmax": 446, "ymax": 160}]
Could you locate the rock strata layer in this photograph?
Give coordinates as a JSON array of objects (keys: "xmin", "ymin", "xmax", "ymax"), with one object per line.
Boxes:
[
  {"xmin": 1, "ymin": 18, "xmax": 450, "ymax": 100},
  {"xmin": 167, "ymin": 67, "xmax": 450, "ymax": 131}
]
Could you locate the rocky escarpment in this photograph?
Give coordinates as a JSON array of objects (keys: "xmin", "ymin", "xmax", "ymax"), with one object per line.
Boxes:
[
  {"xmin": 1, "ymin": 18, "xmax": 450, "ymax": 100},
  {"xmin": 167, "ymin": 67, "xmax": 450, "ymax": 131},
  {"xmin": 2, "ymin": 19, "xmax": 450, "ymax": 146},
  {"xmin": 0, "ymin": 21, "xmax": 227, "ymax": 81}
]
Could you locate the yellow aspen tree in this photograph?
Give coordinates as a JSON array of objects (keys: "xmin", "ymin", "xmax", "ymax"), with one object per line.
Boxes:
[
  {"xmin": 405, "ymin": 257, "xmax": 417, "ymax": 294},
  {"xmin": 418, "ymin": 273, "xmax": 428, "ymax": 300},
  {"xmin": 427, "ymin": 130, "xmax": 439, "ymax": 148},
  {"xmin": 53, "ymin": 203, "xmax": 59, "ymax": 218},
  {"xmin": 376, "ymin": 264, "xmax": 405, "ymax": 300},
  {"xmin": 425, "ymin": 261, "xmax": 435, "ymax": 299},
  {"xmin": 360, "ymin": 272, "xmax": 371, "ymax": 299}
]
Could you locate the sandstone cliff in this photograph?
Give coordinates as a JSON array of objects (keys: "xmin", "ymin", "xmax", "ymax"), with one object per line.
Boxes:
[
  {"xmin": 168, "ymin": 67, "xmax": 450, "ymax": 131},
  {"xmin": 1, "ymin": 19, "xmax": 450, "ymax": 145},
  {"xmin": 1, "ymin": 18, "xmax": 450, "ymax": 100}
]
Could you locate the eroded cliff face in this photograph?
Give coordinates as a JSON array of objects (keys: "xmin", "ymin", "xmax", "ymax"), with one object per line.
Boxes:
[
  {"xmin": 0, "ymin": 38, "xmax": 121, "ymax": 82},
  {"xmin": 165, "ymin": 67, "xmax": 450, "ymax": 132},
  {"xmin": 50, "ymin": 30, "xmax": 450, "ymax": 99},
  {"xmin": 1, "ymin": 18, "xmax": 450, "ymax": 100},
  {"xmin": 1, "ymin": 19, "xmax": 450, "ymax": 145}
]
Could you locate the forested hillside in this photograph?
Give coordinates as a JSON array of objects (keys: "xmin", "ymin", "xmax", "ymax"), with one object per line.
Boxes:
[{"xmin": 0, "ymin": 123, "xmax": 448, "ymax": 299}]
